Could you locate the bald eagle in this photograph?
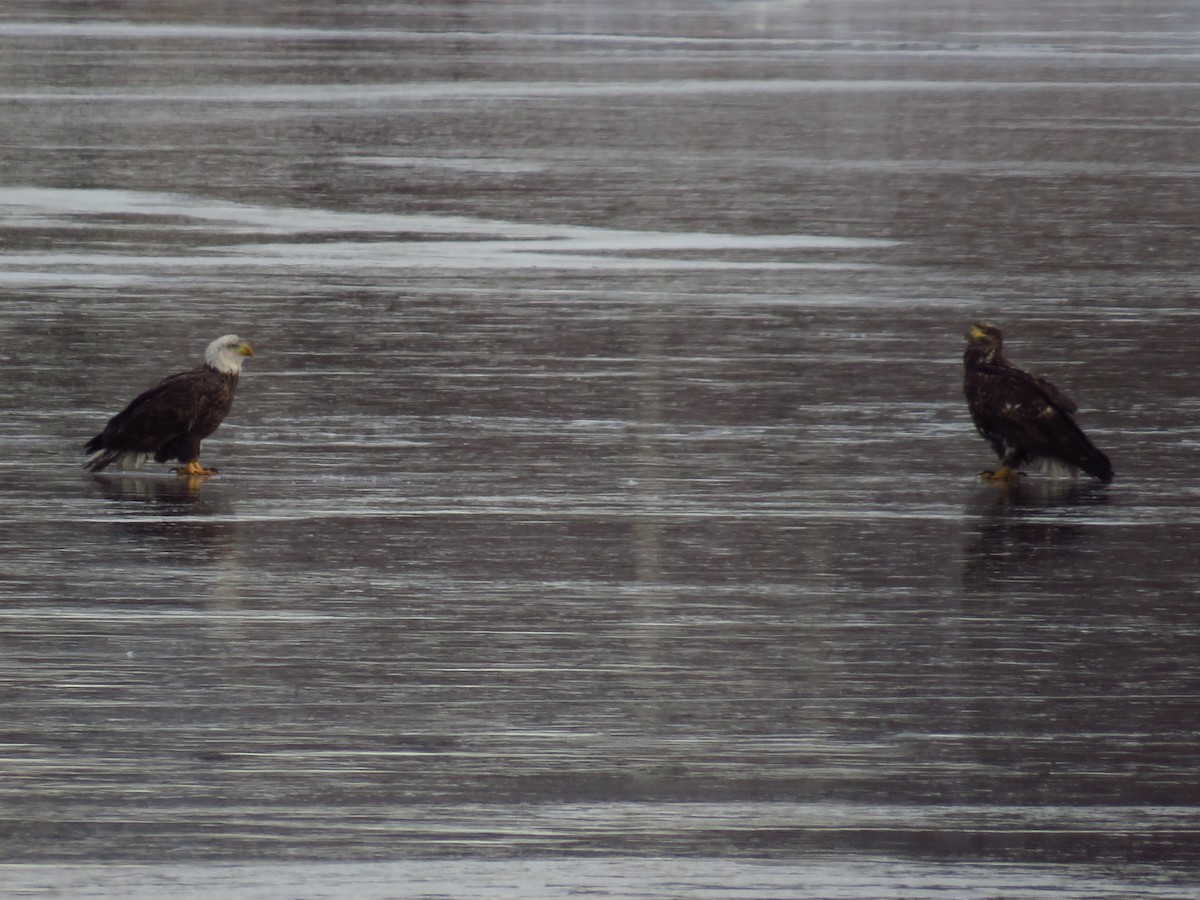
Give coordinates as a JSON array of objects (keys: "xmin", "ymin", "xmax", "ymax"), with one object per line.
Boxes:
[
  {"xmin": 84, "ymin": 334, "xmax": 254, "ymax": 477},
  {"xmin": 964, "ymin": 321, "xmax": 1113, "ymax": 483}
]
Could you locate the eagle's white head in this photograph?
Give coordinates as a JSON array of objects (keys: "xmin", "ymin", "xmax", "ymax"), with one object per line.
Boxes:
[{"xmin": 205, "ymin": 334, "xmax": 255, "ymax": 374}]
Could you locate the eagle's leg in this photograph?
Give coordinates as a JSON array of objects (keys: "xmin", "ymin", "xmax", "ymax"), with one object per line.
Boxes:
[{"xmin": 175, "ymin": 459, "xmax": 219, "ymax": 477}]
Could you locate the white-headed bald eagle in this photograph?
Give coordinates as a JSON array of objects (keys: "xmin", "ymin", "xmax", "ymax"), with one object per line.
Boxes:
[
  {"xmin": 963, "ymin": 321, "xmax": 1113, "ymax": 483},
  {"xmin": 84, "ymin": 334, "xmax": 254, "ymax": 477}
]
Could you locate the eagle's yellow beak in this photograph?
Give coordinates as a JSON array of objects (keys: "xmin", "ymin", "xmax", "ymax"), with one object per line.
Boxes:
[
  {"xmin": 968, "ymin": 325, "xmax": 986, "ymax": 340},
  {"xmin": 238, "ymin": 342, "xmax": 255, "ymax": 358}
]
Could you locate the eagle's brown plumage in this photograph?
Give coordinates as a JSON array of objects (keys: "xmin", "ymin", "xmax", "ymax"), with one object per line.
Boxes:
[
  {"xmin": 84, "ymin": 334, "xmax": 254, "ymax": 476},
  {"xmin": 963, "ymin": 321, "xmax": 1113, "ymax": 483}
]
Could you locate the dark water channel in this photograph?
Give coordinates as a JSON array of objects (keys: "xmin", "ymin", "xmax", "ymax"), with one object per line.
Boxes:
[{"xmin": 1, "ymin": 1, "xmax": 1200, "ymax": 896}]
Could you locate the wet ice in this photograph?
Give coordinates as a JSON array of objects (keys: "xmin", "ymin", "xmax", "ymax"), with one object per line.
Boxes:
[{"xmin": 1, "ymin": 1, "xmax": 1200, "ymax": 897}]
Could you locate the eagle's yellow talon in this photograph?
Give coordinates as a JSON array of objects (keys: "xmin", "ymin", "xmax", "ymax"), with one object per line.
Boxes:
[
  {"xmin": 175, "ymin": 460, "xmax": 218, "ymax": 477},
  {"xmin": 979, "ymin": 467, "xmax": 1022, "ymax": 482}
]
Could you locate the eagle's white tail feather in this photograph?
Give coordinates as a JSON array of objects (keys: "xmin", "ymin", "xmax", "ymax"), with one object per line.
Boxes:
[
  {"xmin": 85, "ymin": 450, "xmax": 150, "ymax": 472},
  {"xmin": 1032, "ymin": 457, "xmax": 1081, "ymax": 479},
  {"xmin": 122, "ymin": 452, "xmax": 151, "ymax": 470}
]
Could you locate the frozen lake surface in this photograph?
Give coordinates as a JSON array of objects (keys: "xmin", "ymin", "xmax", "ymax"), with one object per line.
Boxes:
[{"xmin": 1, "ymin": 1, "xmax": 1199, "ymax": 896}]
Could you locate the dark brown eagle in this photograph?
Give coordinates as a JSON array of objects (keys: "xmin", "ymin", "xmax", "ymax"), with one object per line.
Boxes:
[
  {"xmin": 963, "ymin": 321, "xmax": 1113, "ymax": 483},
  {"xmin": 84, "ymin": 334, "xmax": 254, "ymax": 477}
]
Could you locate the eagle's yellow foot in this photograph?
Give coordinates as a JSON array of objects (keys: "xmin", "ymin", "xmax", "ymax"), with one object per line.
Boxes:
[
  {"xmin": 979, "ymin": 467, "xmax": 1022, "ymax": 482},
  {"xmin": 174, "ymin": 460, "xmax": 219, "ymax": 477}
]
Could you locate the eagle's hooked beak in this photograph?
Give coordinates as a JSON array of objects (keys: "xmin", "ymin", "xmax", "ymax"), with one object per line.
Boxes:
[
  {"xmin": 968, "ymin": 324, "xmax": 986, "ymax": 341},
  {"xmin": 238, "ymin": 342, "xmax": 255, "ymax": 358}
]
